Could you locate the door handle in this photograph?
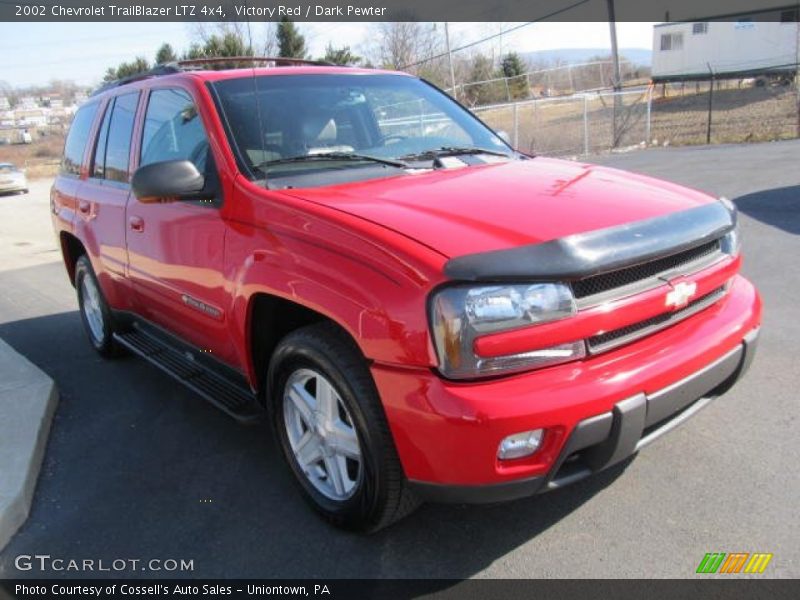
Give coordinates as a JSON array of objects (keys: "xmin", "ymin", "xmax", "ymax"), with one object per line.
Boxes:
[
  {"xmin": 129, "ymin": 216, "xmax": 144, "ymax": 232},
  {"xmin": 78, "ymin": 200, "xmax": 90, "ymax": 214}
]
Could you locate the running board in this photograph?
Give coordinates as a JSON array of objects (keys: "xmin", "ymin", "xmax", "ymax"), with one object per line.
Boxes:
[{"xmin": 113, "ymin": 326, "xmax": 264, "ymax": 424}]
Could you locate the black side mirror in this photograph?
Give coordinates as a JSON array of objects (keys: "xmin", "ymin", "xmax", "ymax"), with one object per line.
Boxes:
[{"xmin": 132, "ymin": 160, "xmax": 206, "ymax": 203}]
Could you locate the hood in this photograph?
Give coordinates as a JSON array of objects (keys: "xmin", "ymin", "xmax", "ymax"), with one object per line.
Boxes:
[{"xmin": 285, "ymin": 157, "xmax": 717, "ymax": 258}]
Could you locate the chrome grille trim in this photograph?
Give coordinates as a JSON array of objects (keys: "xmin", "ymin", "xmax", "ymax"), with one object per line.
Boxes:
[
  {"xmin": 587, "ymin": 286, "xmax": 727, "ymax": 354},
  {"xmin": 574, "ymin": 239, "xmax": 725, "ymax": 310}
]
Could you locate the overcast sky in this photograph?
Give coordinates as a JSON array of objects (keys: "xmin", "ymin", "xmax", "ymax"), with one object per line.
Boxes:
[{"xmin": 1, "ymin": 21, "xmax": 656, "ymax": 88}]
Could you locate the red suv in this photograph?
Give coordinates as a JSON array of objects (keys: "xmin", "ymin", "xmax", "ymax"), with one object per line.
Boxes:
[{"xmin": 52, "ymin": 59, "xmax": 761, "ymax": 531}]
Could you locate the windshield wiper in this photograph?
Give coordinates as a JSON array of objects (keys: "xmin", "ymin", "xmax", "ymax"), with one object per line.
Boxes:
[
  {"xmin": 256, "ymin": 152, "xmax": 409, "ymax": 170},
  {"xmin": 399, "ymin": 146, "xmax": 514, "ymax": 161}
]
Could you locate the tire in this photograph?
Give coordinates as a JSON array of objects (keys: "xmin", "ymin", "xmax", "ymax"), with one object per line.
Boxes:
[
  {"xmin": 75, "ymin": 255, "xmax": 120, "ymax": 357},
  {"xmin": 268, "ymin": 322, "xmax": 419, "ymax": 532}
]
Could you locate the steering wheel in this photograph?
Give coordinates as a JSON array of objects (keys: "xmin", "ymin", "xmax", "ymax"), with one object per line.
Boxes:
[{"xmin": 379, "ymin": 134, "xmax": 407, "ymax": 145}]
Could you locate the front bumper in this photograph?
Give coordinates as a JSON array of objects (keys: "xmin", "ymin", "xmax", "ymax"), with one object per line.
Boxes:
[
  {"xmin": 372, "ymin": 275, "xmax": 761, "ymax": 502},
  {"xmin": 410, "ymin": 328, "xmax": 757, "ymax": 503},
  {"xmin": 0, "ymin": 179, "xmax": 26, "ymax": 192}
]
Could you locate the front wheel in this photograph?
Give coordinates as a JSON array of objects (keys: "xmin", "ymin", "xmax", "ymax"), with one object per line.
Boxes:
[
  {"xmin": 268, "ymin": 322, "xmax": 419, "ymax": 532},
  {"xmin": 75, "ymin": 255, "xmax": 120, "ymax": 357}
]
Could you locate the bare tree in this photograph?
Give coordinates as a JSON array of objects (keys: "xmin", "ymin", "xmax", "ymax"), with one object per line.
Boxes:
[
  {"xmin": 189, "ymin": 21, "xmax": 277, "ymax": 57},
  {"xmin": 366, "ymin": 22, "xmax": 445, "ymax": 81}
]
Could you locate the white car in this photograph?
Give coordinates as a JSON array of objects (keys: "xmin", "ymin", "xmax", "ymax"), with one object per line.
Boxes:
[{"xmin": 0, "ymin": 162, "xmax": 28, "ymax": 194}]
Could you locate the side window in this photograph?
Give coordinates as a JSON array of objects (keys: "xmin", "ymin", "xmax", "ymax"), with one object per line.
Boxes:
[
  {"xmin": 61, "ymin": 102, "xmax": 100, "ymax": 176},
  {"xmin": 141, "ymin": 89, "xmax": 209, "ymax": 173},
  {"xmin": 91, "ymin": 100, "xmax": 112, "ymax": 179},
  {"xmin": 104, "ymin": 92, "xmax": 139, "ymax": 183}
]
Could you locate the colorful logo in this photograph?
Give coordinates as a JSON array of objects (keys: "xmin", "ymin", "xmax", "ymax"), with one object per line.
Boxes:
[{"xmin": 696, "ymin": 552, "xmax": 773, "ymax": 574}]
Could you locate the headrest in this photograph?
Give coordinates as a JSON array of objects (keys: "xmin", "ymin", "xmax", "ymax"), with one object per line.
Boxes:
[{"xmin": 302, "ymin": 116, "xmax": 337, "ymax": 144}]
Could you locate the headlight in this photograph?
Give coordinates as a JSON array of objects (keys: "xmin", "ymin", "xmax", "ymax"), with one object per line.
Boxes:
[
  {"xmin": 719, "ymin": 197, "xmax": 740, "ymax": 256},
  {"xmin": 430, "ymin": 283, "xmax": 584, "ymax": 379}
]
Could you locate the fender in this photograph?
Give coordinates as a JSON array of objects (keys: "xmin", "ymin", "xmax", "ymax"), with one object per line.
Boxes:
[{"xmin": 224, "ymin": 177, "xmax": 447, "ymax": 386}]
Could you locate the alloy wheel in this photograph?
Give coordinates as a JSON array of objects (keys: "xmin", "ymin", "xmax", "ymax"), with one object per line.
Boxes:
[
  {"xmin": 80, "ymin": 274, "xmax": 105, "ymax": 344},
  {"xmin": 282, "ymin": 368, "xmax": 363, "ymax": 501}
]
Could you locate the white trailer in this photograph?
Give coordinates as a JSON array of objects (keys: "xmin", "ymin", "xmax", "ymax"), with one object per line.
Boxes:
[{"xmin": 652, "ymin": 13, "xmax": 799, "ymax": 80}]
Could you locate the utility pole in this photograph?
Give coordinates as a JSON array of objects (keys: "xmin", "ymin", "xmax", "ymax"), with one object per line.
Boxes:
[
  {"xmin": 795, "ymin": 9, "xmax": 799, "ymax": 137},
  {"xmin": 445, "ymin": 22, "xmax": 458, "ymax": 100},
  {"xmin": 707, "ymin": 63, "xmax": 714, "ymax": 144},
  {"xmin": 607, "ymin": 0, "xmax": 622, "ymax": 147}
]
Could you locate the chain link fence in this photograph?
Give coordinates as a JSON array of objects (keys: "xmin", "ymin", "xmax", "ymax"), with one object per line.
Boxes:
[
  {"xmin": 473, "ymin": 88, "xmax": 652, "ymax": 156},
  {"xmin": 468, "ymin": 74, "xmax": 800, "ymax": 157},
  {"xmin": 447, "ymin": 60, "xmax": 650, "ymax": 107},
  {"xmin": 649, "ymin": 77, "xmax": 797, "ymax": 146}
]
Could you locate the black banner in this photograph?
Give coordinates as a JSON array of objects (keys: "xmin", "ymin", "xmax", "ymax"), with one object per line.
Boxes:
[
  {"xmin": 0, "ymin": 0, "xmax": 793, "ymax": 23},
  {"xmin": 2, "ymin": 580, "xmax": 800, "ymax": 600}
]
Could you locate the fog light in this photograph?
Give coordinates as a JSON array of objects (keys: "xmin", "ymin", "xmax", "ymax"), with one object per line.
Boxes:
[{"xmin": 498, "ymin": 429, "xmax": 544, "ymax": 460}]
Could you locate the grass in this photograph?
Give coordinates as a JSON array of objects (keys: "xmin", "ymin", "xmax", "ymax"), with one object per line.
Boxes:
[
  {"xmin": 0, "ymin": 134, "xmax": 64, "ymax": 179},
  {"xmin": 475, "ymin": 85, "xmax": 799, "ymax": 156}
]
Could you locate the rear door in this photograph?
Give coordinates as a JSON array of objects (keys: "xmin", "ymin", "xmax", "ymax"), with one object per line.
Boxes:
[
  {"xmin": 75, "ymin": 92, "xmax": 141, "ymax": 311},
  {"xmin": 125, "ymin": 86, "xmax": 237, "ymax": 366},
  {"xmin": 51, "ymin": 101, "xmax": 101, "ymax": 247}
]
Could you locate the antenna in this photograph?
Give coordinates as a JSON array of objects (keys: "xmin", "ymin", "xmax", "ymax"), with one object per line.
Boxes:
[{"xmin": 244, "ymin": 6, "xmax": 269, "ymax": 187}]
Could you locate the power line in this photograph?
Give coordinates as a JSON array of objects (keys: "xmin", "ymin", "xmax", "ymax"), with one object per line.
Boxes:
[
  {"xmin": 0, "ymin": 25, "xmax": 187, "ymax": 50},
  {"xmin": 399, "ymin": 0, "xmax": 592, "ymax": 70}
]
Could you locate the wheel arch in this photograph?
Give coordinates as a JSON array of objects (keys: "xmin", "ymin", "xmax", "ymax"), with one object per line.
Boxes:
[
  {"xmin": 246, "ymin": 292, "xmax": 363, "ymax": 401},
  {"xmin": 59, "ymin": 231, "xmax": 86, "ymax": 287}
]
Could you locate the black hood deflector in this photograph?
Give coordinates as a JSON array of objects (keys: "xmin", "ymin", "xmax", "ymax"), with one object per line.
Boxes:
[{"xmin": 444, "ymin": 202, "xmax": 735, "ymax": 282}]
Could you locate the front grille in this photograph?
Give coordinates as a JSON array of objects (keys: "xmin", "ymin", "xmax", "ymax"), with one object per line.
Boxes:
[
  {"xmin": 572, "ymin": 239, "xmax": 721, "ymax": 299},
  {"xmin": 587, "ymin": 285, "xmax": 726, "ymax": 353}
]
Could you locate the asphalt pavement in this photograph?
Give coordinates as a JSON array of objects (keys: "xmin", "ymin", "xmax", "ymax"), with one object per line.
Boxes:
[{"xmin": 0, "ymin": 141, "xmax": 797, "ymax": 579}]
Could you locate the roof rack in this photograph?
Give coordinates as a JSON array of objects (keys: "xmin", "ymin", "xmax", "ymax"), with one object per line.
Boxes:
[
  {"xmin": 91, "ymin": 56, "xmax": 337, "ymax": 97},
  {"xmin": 91, "ymin": 65, "xmax": 182, "ymax": 96},
  {"xmin": 175, "ymin": 56, "xmax": 335, "ymax": 68}
]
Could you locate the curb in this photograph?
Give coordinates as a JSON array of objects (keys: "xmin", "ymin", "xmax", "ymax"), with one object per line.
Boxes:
[{"xmin": 0, "ymin": 337, "xmax": 59, "ymax": 552}]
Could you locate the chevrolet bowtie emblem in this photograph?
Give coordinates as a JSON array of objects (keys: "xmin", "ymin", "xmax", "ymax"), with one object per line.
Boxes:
[{"xmin": 665, "ymin": 281, "xmax": 697, "ymax": 309}]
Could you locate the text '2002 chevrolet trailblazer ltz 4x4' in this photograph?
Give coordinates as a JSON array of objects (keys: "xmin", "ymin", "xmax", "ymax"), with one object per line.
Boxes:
[{"xmin": 51, "ymin": 58, "xmax": 761, "ymax": 532}]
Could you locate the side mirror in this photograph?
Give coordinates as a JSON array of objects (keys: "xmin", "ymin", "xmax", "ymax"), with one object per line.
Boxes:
[{"xmin": 132, "ymin": 160, "xmax": 206, "ymax": 203}]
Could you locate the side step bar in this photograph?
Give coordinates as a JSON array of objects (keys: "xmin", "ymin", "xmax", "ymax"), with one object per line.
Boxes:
[{"xmin": 113, "ymin": 325, "xmax": 264, "ymax": 424}]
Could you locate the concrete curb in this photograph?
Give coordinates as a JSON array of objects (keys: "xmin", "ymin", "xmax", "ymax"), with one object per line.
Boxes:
[{"xmin": 0, "ymin": 337, "xmax": 59, "ymax": 551}]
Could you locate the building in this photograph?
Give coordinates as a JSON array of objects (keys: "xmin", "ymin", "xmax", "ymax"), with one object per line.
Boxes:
[
  {"xmin": 13, "ymin": 108, "xmax": 48, "ymax": 127},
  {"xmin": 18, "ymin": 96, "xmax": 38, "ymax": 109},
  {"xmin": 652, "ymin": 5, "xmax": 799, "ymax": 81}
]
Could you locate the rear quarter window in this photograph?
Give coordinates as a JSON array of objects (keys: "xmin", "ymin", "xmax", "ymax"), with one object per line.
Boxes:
[
  {"xmin": 93, "ymin": 92, "xmax": 139, "ymax": 183},
  {"xmin": 105, "ymin": 93, "xmax": 139, "ymax": 182},
  {"xmin": 61, "ymin": 102, "xmax": 100, "ymax": 176}
]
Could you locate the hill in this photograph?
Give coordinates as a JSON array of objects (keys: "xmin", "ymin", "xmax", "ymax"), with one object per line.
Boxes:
[{"xmin": 520, "ymin": 48, "xmax": 652, "ymax": 67}]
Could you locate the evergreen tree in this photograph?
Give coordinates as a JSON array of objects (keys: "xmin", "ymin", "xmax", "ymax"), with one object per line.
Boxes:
[
  {"xmin": 321, "ymin": 43, "xmax": 360, "ymax": 66},
  {"xmin": 103, "ymin": 57, "xmax": 150, "ymax": 82},
  {"xmin": 277, "ymin": 18, "xmax": 307, "ymax": 58},
  {"xmin": 500, "ymin": 52, "xmax": 529, "ymax": 99},
  {"xmin": 155, "ymin": 43, "xmax": 178, "ymax": 65}
]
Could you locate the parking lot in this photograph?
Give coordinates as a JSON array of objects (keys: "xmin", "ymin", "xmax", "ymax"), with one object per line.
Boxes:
[{"xmin": 0, "ymin": 140, "xmax": 797, "ymax": 579}]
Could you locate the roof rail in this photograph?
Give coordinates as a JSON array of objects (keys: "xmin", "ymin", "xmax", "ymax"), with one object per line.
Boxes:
[
  {"xmin": 175, "ymin": 56, "xmax": 335, "ymax": 68},
  {"xmin": 91, "ymin": 56, "xmax": 338, "ymax": 96},
  {"xmin": 91, "ymin": 65, "xmax": 182, "ymax": 96}
]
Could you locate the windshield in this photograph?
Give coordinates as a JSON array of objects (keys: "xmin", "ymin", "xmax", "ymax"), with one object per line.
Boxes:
[
  {"xmin": 0, "ymin": 164, "xmax": 19, "ymax": 174},
  {"xmin": 210, "ymin": 73, "xmax": 515, "ymax": 184}
]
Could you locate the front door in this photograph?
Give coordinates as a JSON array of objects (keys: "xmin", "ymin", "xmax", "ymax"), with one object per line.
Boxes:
[{"xmin": 125, "ymin": 86, "xmax": 237, "ymax": 367}]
